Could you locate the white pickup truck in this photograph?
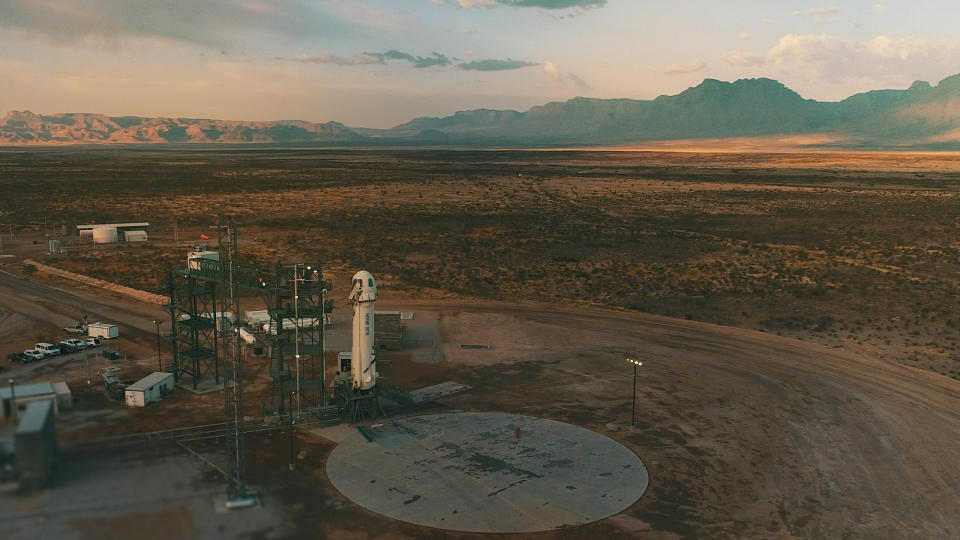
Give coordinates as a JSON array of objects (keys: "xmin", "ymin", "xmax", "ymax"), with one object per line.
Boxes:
[
  {"xmin": 35, "ymin": 342, "xmax": 61, "ymax": 356},
  {"xmin": 60, "ymin": 338, "xmax": 89, "ymax": 352}
]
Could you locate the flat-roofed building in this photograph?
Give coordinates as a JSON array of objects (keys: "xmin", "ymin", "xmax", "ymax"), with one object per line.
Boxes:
[
  {"xmin": 1, "ymin": 383, "xmax": 58, "ymax": 422},
  {"xmin": 15, "ymin": 400, "xmax": 58, "ymax": 489},
  {"xmin": 124, "ymin": 372, "xmax": 174, "ymax": 407}
]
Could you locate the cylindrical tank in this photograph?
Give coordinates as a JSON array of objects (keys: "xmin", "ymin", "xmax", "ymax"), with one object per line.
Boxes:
[
  {"xmin": 92, "ymin": 226, "xmax": 118, "ymax": 244},
  {"xmin": 350, "ymin": 270, "xmax": 378, "ymax": 390}
]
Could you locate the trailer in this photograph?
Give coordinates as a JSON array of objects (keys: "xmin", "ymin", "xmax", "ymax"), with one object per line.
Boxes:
[{"xmin": 88, "ymin": 322, "xmax": 119, "ymax": 339}]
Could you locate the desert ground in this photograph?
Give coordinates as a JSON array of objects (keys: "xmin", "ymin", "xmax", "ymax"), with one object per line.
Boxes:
[
  {"xmin": 1, "ymin": 147, "xmax": 960, "ymax": 380},
  {"xmin": 0, "ymin": 147, "xmax": 959, "ymax": 538}
]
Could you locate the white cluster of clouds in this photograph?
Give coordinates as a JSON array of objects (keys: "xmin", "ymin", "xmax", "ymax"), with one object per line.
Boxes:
[
  {"xmin": 663, "ymin": 59, "xmax": 707, "ymax": 75},
  {"xmin": 722, "ymin": 34, "xmax": 960, "ymax": 88},
  {"xmin": 792, "ymin": 5, "xmax": 840, "ymax": 22}
]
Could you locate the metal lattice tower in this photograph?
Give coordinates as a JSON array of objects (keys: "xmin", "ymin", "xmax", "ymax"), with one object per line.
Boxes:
[
  {"xmin": 263, "ymin": 263, "xmax": 327, "ymax": 415},
  {"xmin": 164, "ymin": 275, "xmax": 220, "ymax": 389},
  {"xmin": 163, "ymin": 217, "xmax": 333, "ymax": 500},
  {"xmin": 220, "ymin": 219, "xmax": 249, "ymax": 501}
]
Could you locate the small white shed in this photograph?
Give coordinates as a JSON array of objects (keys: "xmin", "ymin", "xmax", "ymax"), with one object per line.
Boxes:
[
  {"xmin": 125, "ymin": 372, "xmax": 174, "ymax": 407},
  {"xmin": 88, "ymin": 322, "xmax": 119, "ymax": 339},
  {"xmin": 123, "ymin": 230, "xmax": 148, "ymax": 242}
]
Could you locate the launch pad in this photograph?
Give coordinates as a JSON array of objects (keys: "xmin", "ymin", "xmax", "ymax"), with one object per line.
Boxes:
[{"xmin": 325, "ymin": 412, "xmax": 649, "ymax": 533}]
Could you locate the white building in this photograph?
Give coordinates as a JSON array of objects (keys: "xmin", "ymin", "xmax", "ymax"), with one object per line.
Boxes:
[
  {"xmin": 76, "ymin": 222, "xmax": 150, "ymax": 244},
  {"xmin": 124, "ymin": 372, "xmax": 174, "ymax": 407},
  {"xmin": 123, "ymin": 230, "xmax": 148, "ymax": 242}
]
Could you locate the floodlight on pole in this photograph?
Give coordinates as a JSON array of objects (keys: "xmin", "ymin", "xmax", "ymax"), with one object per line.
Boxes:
[{"xmin": 626, "ymin": 357, "xmax": 643, "ymax": 427}]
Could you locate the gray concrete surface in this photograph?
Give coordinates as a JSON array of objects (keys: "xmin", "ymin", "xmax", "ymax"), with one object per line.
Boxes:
[
  {"xmin": 0, "ymin": 450, "xmax": 286, "ymax": 540},
  {"xmin": 326, "ymin": 412, "xmax": 649, "ymax": 533}
]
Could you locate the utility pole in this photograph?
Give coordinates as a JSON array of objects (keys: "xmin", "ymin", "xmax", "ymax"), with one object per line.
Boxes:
[
  {"xmin": 294, "ymin": 264, "xmax": 301, "ymax": 420},
  {"xmin": 626, "ymin": 357, "xmax": 643, "ymax": 427},
  {"xmin": 153, "ymin": 320, "xmax": 162, "ymax": 372},
  {"xmin": 288, "ymin": 390, "xmax": 296, "ymax": 471},
  {"xmin": 174, "ymin": 219, "xmax": 179, "ymax": 246},
  {"xmin": 321, "ymin": 286, "xmax": 327, "ymax": 407},
  {"xmin": 221, "ymin": 217, "xmax": 252, "ymax": 505}
]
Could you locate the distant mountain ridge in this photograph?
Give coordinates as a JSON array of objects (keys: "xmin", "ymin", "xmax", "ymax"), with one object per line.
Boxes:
[
  {"xmin": 0, "ymin": 111, "xmax": 362, "ymax": 144},
  {"xmin": 375, "ymin": 74, "xmax": 960, "ymax": 146},
  {"xmin": 5, "ymin": 74, "xmax": 960, "ymax": 147}
]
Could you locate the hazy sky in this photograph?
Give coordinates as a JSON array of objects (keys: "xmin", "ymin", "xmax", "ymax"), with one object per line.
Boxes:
[{"xmin": 2, "ymin": 0, "xmax": 959, "ymax": 127}]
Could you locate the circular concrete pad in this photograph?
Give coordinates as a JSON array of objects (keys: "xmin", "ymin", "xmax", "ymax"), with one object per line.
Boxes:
[{"xmin": 326, "ymin": 412, "xmax": 648, "ymax": 533}]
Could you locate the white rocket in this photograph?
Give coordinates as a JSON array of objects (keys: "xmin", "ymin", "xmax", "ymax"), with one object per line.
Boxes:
[{"xmin": 349, "ymin": 270, "xmax": 377, "ymax": 390}]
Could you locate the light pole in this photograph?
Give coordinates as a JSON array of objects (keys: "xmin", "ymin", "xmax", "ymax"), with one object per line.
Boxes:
[
  {"xmin": 7, "ymin": 379, "xmax": 16, "ymax": 422},
  {"xmin": 626, "ymin": 357, "xmax": 643, "ymax": 427},
  {"xmin": 153, "ymin": 320, "xmax": 162, "ymax": 372},
  {"xmin": 294, "ymin": 264, "xmax": 301, "ymax": 421}
]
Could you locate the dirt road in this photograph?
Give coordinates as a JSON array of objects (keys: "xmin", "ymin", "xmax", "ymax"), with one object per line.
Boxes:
[{"xmin": 0, "ymin": 270, "xmax": 165, "ymax": 378}]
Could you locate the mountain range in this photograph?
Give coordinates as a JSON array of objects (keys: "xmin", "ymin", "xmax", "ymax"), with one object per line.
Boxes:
[
  {"xmin": 4, "ymin": 74, "xmax": 960, "ymax": 148},
  {"xmin": 0, "ymin": 112, "xmax": 361, "ymax": 144}
]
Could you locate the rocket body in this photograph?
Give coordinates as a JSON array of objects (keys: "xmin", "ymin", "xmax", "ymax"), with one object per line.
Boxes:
[{"xmin": 350, "ymin": 270, "xmax": 377, "ymax": 390}]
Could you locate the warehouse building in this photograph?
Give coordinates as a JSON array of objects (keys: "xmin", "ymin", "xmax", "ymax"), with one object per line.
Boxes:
[{"xmin": 125, "ymin": 372, "xmax": 174, "ymax": 407}]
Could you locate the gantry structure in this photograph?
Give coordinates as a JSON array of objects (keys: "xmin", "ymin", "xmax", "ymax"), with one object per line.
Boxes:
[{"xmin": 163, "ymin": 218, "xmax": 330, "ymax": 501}]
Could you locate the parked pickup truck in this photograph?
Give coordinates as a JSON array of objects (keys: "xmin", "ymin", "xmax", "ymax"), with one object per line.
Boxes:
[
  {"xmin": 22, "ymin": 349, "xmax": 45, "ymax": 363},
  {"xmin": 35, "ymin": 343, "xmax": 61, "ymax": 356},
  {"xmin": 63, "ymin": 322, "xmax": 88, "ymax": 334},
  {"xmin": 60, "ymin": 338, "xmax": 89, "ymax": 353}
]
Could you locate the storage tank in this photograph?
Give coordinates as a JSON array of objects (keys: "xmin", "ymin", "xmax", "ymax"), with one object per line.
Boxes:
[
  {"xmin": 92, "ymin": 226, "xmax": 118, "ymax": 244},
  {"xmin": 349, "ymin": 270, "xmax": 378, "ymax": 390}
]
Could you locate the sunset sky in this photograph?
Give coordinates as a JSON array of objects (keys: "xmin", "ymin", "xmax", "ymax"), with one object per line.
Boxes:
[{"xmin": 1, "ymin": 0, "xmax": 959, "ymax": 127}]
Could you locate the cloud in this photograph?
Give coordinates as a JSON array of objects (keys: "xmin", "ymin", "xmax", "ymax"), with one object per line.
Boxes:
[
  {"xmin": 0, "ymin": 0, "xmax": 404, "ymax": 50},
  {"xmin": 369, "ymin": 50, "xmax": 453, "ymax": 68},
  {"xmin": 458, "ymin": 58, "xmax": 537, "ymax": 71},
  {"xmin": 277, "ymin": 52, "xmax": 385, "ymax": 67},
  {"xmin": 792, "ymin": 5, "xmax": 840, "ymax": 22},
  {"xmin": 663, "ymin": 59, "xmax": 707, "ymax": 75},
  {"xmin": 544, "ymin": 61, "xmax": 561, "ymax": 80},
  {"xmin": 722, "ymin": 50, "xmax": 765, "ymax": 67},
  {"xmin": 458, "ymin": 0, "xmax": 606, "ymax": 8},
  {"xmin": 278, "ymin": 50, "xmax": 452, "ymax": 69},
  {"xmin": 871, "ymin": 3, "xmax": 886, "ymax": 14},
  {"xmin": 543, "ymin": 61, "xmax": 591, "ymax": 90},
  {"xmin": 766, "ymin": 33, "xmax": 960, "ymax": 87},
  {"xmin": 567, "ymin": 73, "xmax": 591, "ymax": 90},
  {"xmin": 281, "ymin": 50, "xmax": 540, "ymax": 72},
  {"xmin": 738, "ymin": 30, "xmax": 752, "ymax": 40}
]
